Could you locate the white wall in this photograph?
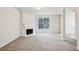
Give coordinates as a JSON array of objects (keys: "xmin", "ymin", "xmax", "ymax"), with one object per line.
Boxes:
[
  {"xmin": 76, "ymin": 12, "xmax": 79, "ymax": 50},
  {"xmin": 0, "ymin": 7, "xmax": 21, "ymax": 47},
  {"xmin": 65, "ymin": 8, "xmax": 75, "ymax": 35},
  {"xmin": 22, "ymin": 8, "xmax": 63, "ymax": 35},
  {"xmin": 22, "ymin": 12, "xmax": 35, "ymax": 36},
  {"xmin": 63, "ymin": 8, "xmax": 79, "ymax": 50},
  {"xmin": 35, "ymin": 15, "xmax": 61, "ymax": 34},
  {"xmin": 60, "ymin": 8, "xmax": 65, "ymax": 40},
  {"xmin": 35, "ymin": 8, "xmax": 63, "ymax": 34},
  {"xmin": 53, "ymin": 15, "xmax": 61, "ymax": 33},
  {"xmin": 74, "ymin": 9, "xmax": 79, "ymax": 50}
]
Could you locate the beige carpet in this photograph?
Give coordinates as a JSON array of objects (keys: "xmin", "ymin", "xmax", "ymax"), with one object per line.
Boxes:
[{"xmin": 0, "ymin": 34, "xmax": 77, "ymax": 51}]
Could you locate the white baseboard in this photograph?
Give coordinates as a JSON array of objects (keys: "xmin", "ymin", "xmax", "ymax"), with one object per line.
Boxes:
[{"xmin": 0, "ymin": 36, "xmax": 20, "ymax": 48}]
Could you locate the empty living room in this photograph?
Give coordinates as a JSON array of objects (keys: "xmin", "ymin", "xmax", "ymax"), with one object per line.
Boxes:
[
  {"xmin": 1, "ymin": 0, "xmax": 79, "ymax": 59},
  {"xmin": 0, "ymin": 7, "xmax": 79, "ymax": 51}
]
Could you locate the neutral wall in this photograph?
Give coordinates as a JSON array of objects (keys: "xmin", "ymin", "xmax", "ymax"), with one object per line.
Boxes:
[
  {"xmin": 35, "ymin": 15, "xmax": 61, "ymax": 34},
  {"xmin": 75, "ymin": 10, "xmax": 79, "ymax": 50},
  {"xmin": 60, "ymin": 8, "xmax": 65, "ymax": 40},
  {"xmin": 22, "ymin": 12, "xmax": 35, "ymax": 36},
  {"xmin": 35, "ymin": 8, "xmax": 62, "ymax": 34},
  {"xmin": 53, "ymin": 15, "xmax": 61, "ymax": 34},
  {"xmin": 65, "ymin": 8, "xmax": 75, "ymax": 35},
  {"xmin": 22, "ymin": 8, "xmax": 63, "ymax": 36},
  {"xmin": 76, "ymin": 12, "xmax": 79, "ymax": 50},
  {"xmin": 22, "ymin": 12, "xmax": 61, "ymax": 35},
  {"xmin": 0, "ymin": 7, "xmax": 21, "ymax": 47},
  {"xmin": 64, "ymin": 8, "xmax": 78, "ymax": 49}
]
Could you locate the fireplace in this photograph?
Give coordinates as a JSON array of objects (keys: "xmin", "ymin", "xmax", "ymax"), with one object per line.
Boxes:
[{"xmin": 26, "ymin": 29, "xmax": 33, "ymax": 35}]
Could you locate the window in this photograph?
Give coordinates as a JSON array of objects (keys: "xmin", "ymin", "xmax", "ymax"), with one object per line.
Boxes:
[{"xmin": 38, "ymin": 17, "xmax": 49, "ymax": 29}]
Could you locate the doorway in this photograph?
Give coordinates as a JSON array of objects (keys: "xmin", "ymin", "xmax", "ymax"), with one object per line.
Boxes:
[{"xmin": 64, "ymin": 8, "xmax": 76, "ymax": 46}]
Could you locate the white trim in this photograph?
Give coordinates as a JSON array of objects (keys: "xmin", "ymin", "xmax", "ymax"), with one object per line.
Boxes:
[{"xmin": 0, "ymin": 36, "xmax": 20, "ymax": 48}]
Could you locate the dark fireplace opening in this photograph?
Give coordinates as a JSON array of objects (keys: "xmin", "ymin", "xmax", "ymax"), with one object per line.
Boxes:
[{"xmin": 26, "ymin": 29, "xmax": 33, "ymax": 35}]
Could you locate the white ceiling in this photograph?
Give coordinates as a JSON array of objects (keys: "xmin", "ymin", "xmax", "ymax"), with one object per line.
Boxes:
[
  {"xmin": 16, "ymin": 7, "xmax": 64, "ymax": 15},
  {"xmin": 17, "ymin": 7, "xmax": 62, "ymax": 12}
]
